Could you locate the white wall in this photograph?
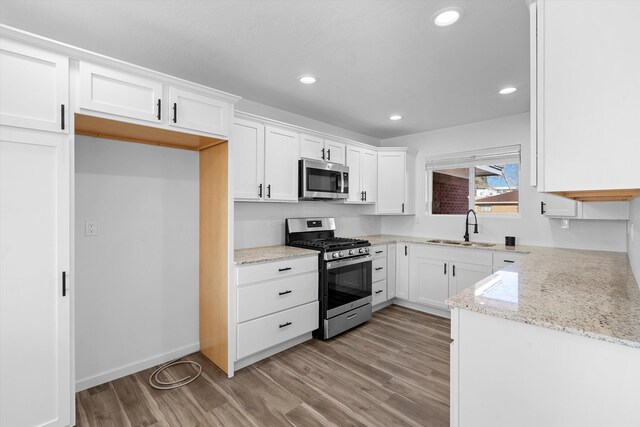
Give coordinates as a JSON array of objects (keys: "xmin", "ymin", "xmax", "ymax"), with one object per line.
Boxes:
[
  {"xmin": 235, "ymin": 202, "xmax": 381, "ymax": 249},
  {"xmin": 75, "ymin": 136, "xmax": 199, "ymax": 390},
  {"xmin": 629, "ymin": 198, "xmax": 640, "ymax": 284},
  {"xmin": 236, "ymin": 98, "xmax": 381, "ymax": 146},
  {"xmin": 380, "ymin": 113, "xmax": 628, "ymax": 252}
]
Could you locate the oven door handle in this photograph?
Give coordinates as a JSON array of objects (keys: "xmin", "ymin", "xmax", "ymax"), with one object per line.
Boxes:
[{"xmin": 326, "ymin": 255, "xmax": 372, "ymax": 270}]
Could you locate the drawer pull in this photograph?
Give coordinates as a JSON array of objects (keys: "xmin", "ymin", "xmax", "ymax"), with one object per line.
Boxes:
[
  {"xmin": 504, "ymin": 259, "xmax": 515, "ymax": 263},
  {"xmin": 375, "ymin": 290, "xmax": 383, "ymax": 294},
  {"xmin": 375, "ymin": 267, "xmax": 384, "ymax": 271},
  {"xmin": 278, "ymin": 267, "xmax": 292, "ymax": 272},
  {"xmin": 278, "ymin": 290, "xmax": 292, "ymax": 296},
  {"xmin": 279, "ymin": 322, "xmax": 292, "ymax": 328},
  {"xmin": 346, "ymin": 313, "xmax": 358, "ymax": 320},
  {"xmin": 375, "ymin": 250, "xmax": 384, "ymax": 254}
]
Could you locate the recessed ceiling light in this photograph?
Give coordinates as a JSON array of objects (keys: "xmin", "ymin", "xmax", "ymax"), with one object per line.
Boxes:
[
  {"xmin": 433, "ymin": 8, "xmax": 461, "ymax": 27},
  {"xmin": 389, "ymin": 115, "xmax": 402, "ymax": 121},
  {"xmin": 298, "ymin": 75, "xmax": 317, "ymax": 85},
  {"xmin": 499, "ymin": 87, "xmax": 517, "ymax": 95}
]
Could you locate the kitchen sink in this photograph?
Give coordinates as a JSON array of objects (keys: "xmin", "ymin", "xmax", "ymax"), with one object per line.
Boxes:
[{"xmin": 425, "ymin": 239, "xmax": 495, "ymax": 248}]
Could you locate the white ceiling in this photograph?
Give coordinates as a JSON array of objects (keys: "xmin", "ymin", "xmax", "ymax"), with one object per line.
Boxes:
[{"xmin": 0, "ymin": 0, "xmax": 530, "ymax": 139}]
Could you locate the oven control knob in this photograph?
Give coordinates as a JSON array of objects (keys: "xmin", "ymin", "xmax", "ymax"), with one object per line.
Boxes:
[
  {"xmin": 349, "ymin": 249, "xmax": 355, "ymax": 255},
  {"xmin": 365, "ymin": 248, "xmax": 370, "ymax": 253},
  {"xmin": 338, "ymin": 251, "xmax": 344, "ymax": 257},
  {"xmin": 358, "ymin": 248, "xmax": 364, "ymax": 254},
  {"xmin": 332, "ymin": 252, "xmax": 338, "ymax": 259}
]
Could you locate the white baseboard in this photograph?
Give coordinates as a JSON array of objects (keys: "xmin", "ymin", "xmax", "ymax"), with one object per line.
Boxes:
[
  {"xmin": 233, "ymin": 333, "xmax": 312, "ymax": 373},
  {"xmin": 75, "ymin": 342, "xmax": 200, "ymax": 392},
  {"xmin": 392, "ymin": 299, "xmax": 451, "ymax": 319}
]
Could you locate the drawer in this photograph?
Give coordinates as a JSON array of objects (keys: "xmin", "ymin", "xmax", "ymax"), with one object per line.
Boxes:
[
  {"xmin": 414, "ymin": 244, "xmax": 493, "ymax": 266},
  {"xmin": 372, "ymin": 257, "xmax": 386, "ymax": 283},
  {"xmin": 237, "ymin": 301, "xmax": 319, "ymax": 360},
  {"xmin": 371, "ymin": 244, "xmax": 387, "ymax": 258},
  {"xmin": 237, "ymin": 255, "xmax": 318, "ymax": 285},
  {"xmin": 237, "ymin": 272, "xmax": 318, "ymax": 323},
  {"xmin": 372, "ymin": 279, "xmax": 387, "ymax": 306},
  {"xmin": 493, "ymin": 252, "xmax": 528, "ymax": 269}
]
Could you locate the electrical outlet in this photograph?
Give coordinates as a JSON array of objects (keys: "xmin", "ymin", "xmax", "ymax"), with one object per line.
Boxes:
[
  {"xmin": 561, "ymin": 218, "xmax": 570, "ymax": 229},
  {"xmin": 85, "ymin": 220, "xmax": 98, "ymax": 236}
]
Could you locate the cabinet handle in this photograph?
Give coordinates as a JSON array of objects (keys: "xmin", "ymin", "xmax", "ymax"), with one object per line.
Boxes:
[
  {"xmin": 364, "ymin": 191, "xmax": 367, "ymax": 201},
  {"xmin": 404, "ymin": 245, "xmax": 408, "ymax": 256},
  {"xmin": 327, "ymin": 148, "xmax": 331, "ymax": 161},
  {"xmin": 157, "ymin": 99, "xmax": 161, "ymax": 120},
  {"xmin": 504, "ymin": 259, "xmax": 515, "ymax": 263},
  {"xmin": 321, "ymin": 148, "xmax": 325, "ymax": 160},
  {"xmin": 172, "ymin": 102, "xmax": 177, "ymax": 123},
  {"xmin": 452, "ymin": 265, "xmax": 456, "ymax": 277},
  {"xmin": 444, "ymin": 263, "xmax": 447, "ymax": 275},
  {"xmin": 62, "ymin": 271, "xmax": 67, "ymax": 297},
  {"xmin": 375, "ymin": 267, "xmax": 384, "ymax": 271},
  {"xmin": 375, "ymin": 250, "xmax": 384, "ymax": 254},
  {"xmin": 347, "ymin": 312, "xmax": 358, "ymax": 320},
  {"xmin": 60, "ymin": 104, "xmax": 65, "ymax": 130},
  {"xmin": 279, "ymin": 322, "xmax": 292, "ymax": 328},
  {"xmin": 278, "ymin": 267, "xmax": 291, "ymax": 272},
  {"xmin": 278, "ymin": 290, "xmax": 292, "ymax": 295},
  {"xmin": 267, "ymin": 184, "xmax": 271, "ymax": 198},
  {"xmin": 402, "ymin": 203, "xmax": 405, "ymax": 213},
  {"xmin": 258, "ymin": 184, "xmax": 263, "ymax": 198},
  {"xmin": 360, "ymin": 191, "xmax": 364, "ymax": 201},
  {"xmin": 375, "ymin": 290, "xmax": 384, "ymax": 294},
  {"xmin": 541, "ymin": 202, "xmax": 546, "ymax": 215}
]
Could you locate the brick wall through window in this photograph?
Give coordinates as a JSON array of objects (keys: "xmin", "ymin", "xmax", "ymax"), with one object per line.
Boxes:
[{"xmin": 432, "ymin": 172, "xmax": 469, "ymax": 215}]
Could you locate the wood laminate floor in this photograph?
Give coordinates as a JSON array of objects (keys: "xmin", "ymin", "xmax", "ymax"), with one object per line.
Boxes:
[{"xmin": 76, "ymin": 305, "xmax": 451, "ymax": 427}]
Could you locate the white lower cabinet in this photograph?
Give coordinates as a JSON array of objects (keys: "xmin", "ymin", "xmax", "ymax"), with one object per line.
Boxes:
[
  {"xmin": 371, "ymin": 244, "xmax": 391, "ymax": 307},
  {"xmin": 409, "ymin": 244, "xmax": 493, "ymax": 311},
  {"xmin": 395, "ymin": 243, "xmax": 410, "ymax": 300},
  {"xmin": 387, "ymin": 244, "xmax": 397, "ymax": 299},
  {"xmin": 0, "ymin": 130, "xmax": 71, "ymax": 427},
  {"xmin": 235, "ymin": 256, "xmax": 318, "ymax": 363},
  {"xmin": 492, "ymin": 252, "xmax": 528, "ymax": 272}
]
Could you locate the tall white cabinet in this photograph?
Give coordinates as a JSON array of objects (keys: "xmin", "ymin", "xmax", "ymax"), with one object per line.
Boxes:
[{"xmin": 0, "ymin": 39, "xmax": 71, "ymax": 427}]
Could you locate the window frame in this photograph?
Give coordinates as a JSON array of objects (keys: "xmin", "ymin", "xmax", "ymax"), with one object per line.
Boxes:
[{"xmin": 426, "ymin": 146, "xmax": 521, "ymax": 218}]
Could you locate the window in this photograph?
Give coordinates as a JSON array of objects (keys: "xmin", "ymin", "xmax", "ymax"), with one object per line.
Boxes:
[{"xmin": 426, "ymin": 146, "xmax": 520, "ymax": 216}]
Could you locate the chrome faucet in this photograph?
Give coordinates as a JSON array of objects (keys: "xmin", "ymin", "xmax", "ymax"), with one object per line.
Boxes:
[{"xmin": 464, "ymin": 209, "xmax": 478, "ymax": 242}]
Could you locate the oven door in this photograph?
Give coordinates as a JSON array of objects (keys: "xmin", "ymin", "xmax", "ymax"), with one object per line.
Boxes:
[
  {"xmin": 325, "ymin": 255, "xmax": 372, "ymax": 318},
  {"xmin": 299, "ymin": 159, "xmax": 349, "ymax": 199}
]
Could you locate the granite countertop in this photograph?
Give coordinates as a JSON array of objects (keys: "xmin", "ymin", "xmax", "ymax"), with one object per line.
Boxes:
[
  {"xmin": 357, "ymin": 234, "xmax": 537, "ymax": 254},
  {"xmin": 446, "ymin": 247, "xmax": 640, "ymax": 348},
  {"xmin": 235, "ymin": 245, "xmax": 318, "ymax": 265}
]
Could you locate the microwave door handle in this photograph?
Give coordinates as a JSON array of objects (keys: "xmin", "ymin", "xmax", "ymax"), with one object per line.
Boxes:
[{"xmin": 340, "ymin": 172, "xmax": 345, "ymax": 194}]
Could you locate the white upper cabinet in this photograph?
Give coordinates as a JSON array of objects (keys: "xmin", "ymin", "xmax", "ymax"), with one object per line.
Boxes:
[
  {"xmin": 541, "ymin": 193, "xmax": 578, "ymax": 218},
  {"xmin": 79, "ymin": 62, "xmax": 163, "ymax": 123},
  {"xmin": 232, "ymin": 118, "xmax": 265, "ymax": 201},
  {"xmin": 300, "ymin": 134, "xmax": 346, "ymax": 165},
  {"xmin": 0, "ymin": 38, "xmax": 68, "ymax": 133},
  {"xmin": 345, "ymin": 145, "xmax": 377, "ymax": 203},
  {"xmin": 264, "ymin": 125, "xmax": 300, "ymax": 202},
  {"xmin": 324, "ymin": 139, "xmax": 346, "ymax": 165},
  {"xmin": 531, "ymin": 0, "xmax": 640, "ymax": 193},
  {"xmin": 169, "ymin": 87, "xmax": 230, "ymax": 136},
  {"xmin": 541, "ymin": 193, "xmax": 630, "ymax": 220},
  {"xmin": 377, "ymin": 149, "xmax": 415, "ymax": 214}
]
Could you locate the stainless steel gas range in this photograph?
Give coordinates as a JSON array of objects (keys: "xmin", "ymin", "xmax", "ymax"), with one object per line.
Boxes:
[{"xmin": 285, "ymin": 217, "xmax": 372, "ymax": 339}]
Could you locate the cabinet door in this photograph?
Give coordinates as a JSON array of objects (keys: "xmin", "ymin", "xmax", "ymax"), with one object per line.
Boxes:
[
  {"xmin": 324, "ymin": 139, "xmax": 346, "ymax": 165},
  {"xmin": 361, "ymin": 149, "xmax": 377, "ymax": 203},
  {"xmin": 264, "ymin": 126, "xmax": 300, "ymax": 202},
  {"xmin": 377, "ymin": 151, "xmax": 406, "ymax": 214},
  {"xmin": 449, "ymin": 262, "xmax": 493, "ymax": 298},
  {"xmin": 539, "ymin": 0, "xmax": 640, "ymax": 192},
  {"xmin": 387, "ymin": 244, "xmax": 396, "ymax": 299},
  {"xmin": 395, "ymin": 244, "xmax": 410, "ymax": 300},
  {"xmin": 346, "ymin": 146, "xmax": 362, "ymax": 203},
  {"xmin": 0, "ymin": 38, "xmax": 68, "ymax": 133},
  {"xmin": 541, "ymin": 193, "xmax": 577, "ymax": 217},
  {"xmin": 79, "ymin": 62, "xmax": 163, "ymax": 123},
  {"xmin": 232, "ymin": 118, "xmax": 264, "ymax": 200},
  {"xmin": 0, "ymin": 132, "xmax": 71, "ymax": 427},
  {"xmin": 300, "ymin": 133, "xmax": 324, "ymax": 162},
  {"xmin": 410, "ymin": 252, "xmax": 449, "ymax": 310},
  {"xmin": 169, "ymin": 87, "xmax": 230, "ymax": 136}
]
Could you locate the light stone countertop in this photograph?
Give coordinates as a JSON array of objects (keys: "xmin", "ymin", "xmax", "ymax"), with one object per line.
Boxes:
[
  {"xmin": 446, "ymin": 247, "xmax": 640, "ymax": 348},
  {"xmin": 234, "ymin": 245, "xmax": 318, "ymax": 265},
  {"xmin": 357, "ymin": 234, "xmax": 537, "ymax": 254}
]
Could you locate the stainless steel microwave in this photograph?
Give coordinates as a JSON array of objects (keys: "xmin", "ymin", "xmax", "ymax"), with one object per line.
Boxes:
[{"xmin": 299, "ymin": 159, "xmax": 349, "ymax": 200}]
